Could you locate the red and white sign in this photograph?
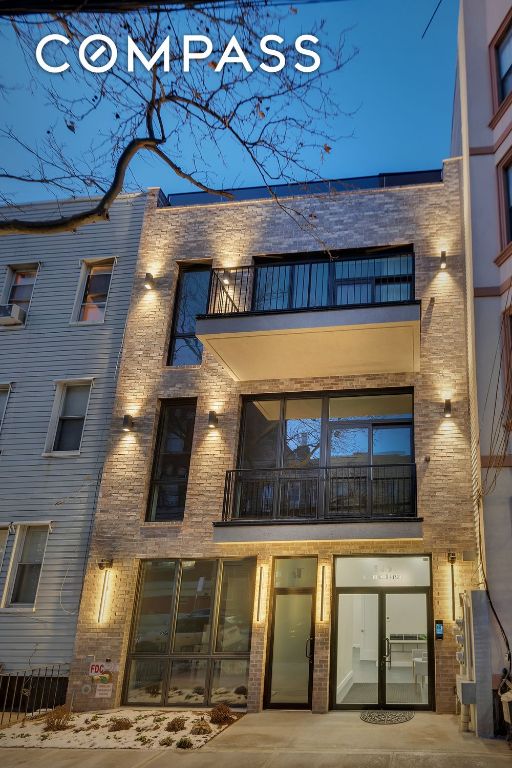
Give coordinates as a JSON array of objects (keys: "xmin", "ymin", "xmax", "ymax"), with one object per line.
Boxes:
[{"xmin": 89, "ymin": 661, "xmax": 118, "ymax": 675}]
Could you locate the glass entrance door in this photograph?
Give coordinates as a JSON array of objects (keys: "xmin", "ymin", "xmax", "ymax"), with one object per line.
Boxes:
[
  {"xmin": 266, "ymin": 557, "xmax": 316, "ymax": 708},
  {"xmin": 334, "ymin": 588, "xmax": 432, "ymax": 709}
]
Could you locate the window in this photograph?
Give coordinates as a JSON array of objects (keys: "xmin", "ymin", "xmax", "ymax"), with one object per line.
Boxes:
[
  {"xmin": 147, "ymin": 400, "xmax": 196, "ymax": 522},
  {"xmin": 77, "ymin": 260, "xmax": 114, "ymax": 322},
  {"xmin": 168, "ymin": 266, "xmax": 210, "ymax": 366},
  {"xmin": 46, "ymin": 381, "xmax": 92, "ymax": 454},
  {"xmin": 125, "ymin": 558, "xmax": 255, "ymax": 707},
  {"xmin": 497, "ymin": 20, "xmax": 512, "ymax": 104},
  {"xmin": 0, "ymin": 385, "xmax": 9, "ymax": 432},
  {"xmin": 10, "ymin": 526, "xmax": 48, "ymax": 606},
  {"xmin": 505, "ymin": 164, "xmax": 512, "ymax": 244},
  {"xmin": 7, "ymin": 268, "xmax": 37, "ymax": 311}
]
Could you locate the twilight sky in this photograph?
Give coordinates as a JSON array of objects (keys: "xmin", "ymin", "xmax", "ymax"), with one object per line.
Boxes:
[{"xmin": 0, "ymin": 0, "xmax": 459, "ymax": 201}]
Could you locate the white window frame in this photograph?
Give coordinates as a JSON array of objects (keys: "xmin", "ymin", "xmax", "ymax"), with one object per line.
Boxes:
[
  {"xmin": 0, "ymin": 382, "xmax": 11, "ymax": 434},
  {"xmin": 0, "ymin": 523, "xmax": 51, "ymax": 611},
  {"xmin": 70, "ymin": 257, "xmax": 116, "ymax": 325},
  {"xmin": 43, "ymin": 377, "xmax": 94, "ymax": 457},
  {"xmin": 0, "ymin": 262, "xmax": 41, "ymax": 328}
]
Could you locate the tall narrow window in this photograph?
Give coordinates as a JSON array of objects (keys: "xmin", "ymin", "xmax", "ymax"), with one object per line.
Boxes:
[
  {"xmin": 168, "ymin": 266, "xmax": 210, "ymax": 366},
  {"xmin": 497, "ymin": 20, "xmax": 512, "ymax": 104},
  {"xmin": 53, "ymin": 383, "xmax": 91, "ymax": 452},
  {"xmin": 78, "ymin": 261, "xmax": 113, "ymax": 322},
  {"xmin": 147, "ymin": 400, "xmax": 196, "ymax": 521},
  {"xmin": 10, "ymin": 526, "xmax": 48, "ymax": 606},
  {"xmin": 8, "ymin": 268, "xmax": 37, "ymax": 311}
]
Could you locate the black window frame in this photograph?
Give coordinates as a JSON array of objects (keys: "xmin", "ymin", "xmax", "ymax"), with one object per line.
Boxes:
[
  {"xmin": 123, "ymin": 557, "xmax": 256, "ymax": 708},
  {"xmin": 146, "ymin": 398, "xmax": 197, "ymax": 522},
  {"xmin": 168, "ymin": 264, "xmax": 211, "ymax": 366},
  {"xmin": 237, "ymin": 388, "xmax": 415, "ymax": 471}
]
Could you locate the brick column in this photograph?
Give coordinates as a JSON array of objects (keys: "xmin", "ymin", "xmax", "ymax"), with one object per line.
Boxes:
[
  {"xmin": 312, "ymin": 556, "xmax": 332, "ymax": 713},
  {"xmin": 246, "ymin": 555, "xmax": 271, "ymax": 713}
]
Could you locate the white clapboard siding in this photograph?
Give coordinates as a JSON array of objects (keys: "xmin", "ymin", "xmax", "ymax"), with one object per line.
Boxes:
[{"xmin": 0, "ymin": 193, "xmax": 147, "ymax": 671}]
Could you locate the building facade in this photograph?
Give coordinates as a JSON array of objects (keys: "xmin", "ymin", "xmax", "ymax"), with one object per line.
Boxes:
[
  {"xmin": 69, "ymin": 159, "xmax": 478, "ymax": 716},
  {"xmin": 0, "ymin": 193, "xmax": 148, "ymax": 681},
  {"xmin": 452, "ymin": 0, "xmax": 512, "ymax": 727}
]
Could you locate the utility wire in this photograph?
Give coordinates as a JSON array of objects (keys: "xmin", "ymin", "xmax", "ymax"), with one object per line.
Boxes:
[{"xmin": 421, "ymin": 0, "xmax": 445, "ymax": 39}]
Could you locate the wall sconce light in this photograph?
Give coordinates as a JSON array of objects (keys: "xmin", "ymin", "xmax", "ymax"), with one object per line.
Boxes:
[
  {"xmin": 448, "ymin": 551, "xmax": 456, "ymax": 620},
  {"xmin": 256, "ymin": 565, "xmax": 267, "ymax": 622},
  {"xmin": 222, "ymin": 277, "xmax": 230, "ymax": 285},
  {"xmin": 143, "ymin": 272, "xmax": 155, "ymax": 290},
  {"xmin": 97, "ymin": 558, "xmax": 113, "ymax": 570},
  {"xmin": 444, "ymin": 399, "xmax": 452, "ymax": 418},
  {"xmin": 320, "ymin": 565, "xmax": 327, "ymax": 622},
  {"xmin": 440, "ymin": 251, "xmax": 447, "ymax": 270},
  {"xmin": 97, "ymin": 563, "xmax": 113, "ymax": 624},
  {"xmin": 122, "ymin": 414, "xmax": 135, "ymax": 432},
  {"xmin": 208, "ymin": 410, "xmax": 218, "ymax": 429}
]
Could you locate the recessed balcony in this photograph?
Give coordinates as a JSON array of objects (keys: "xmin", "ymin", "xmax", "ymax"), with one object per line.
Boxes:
[
  {"xmin": 196, "ymin": 252, "xmax": 420, "ymax": 381},
  {"xmin": 213, "ymin": 464, "xmax": 422, "ymax": 543}
]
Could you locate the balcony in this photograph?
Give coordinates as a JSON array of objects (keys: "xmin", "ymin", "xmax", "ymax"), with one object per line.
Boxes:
[
  {"xmin": 213, "ymin": 464, "xmax": 423, "ymax": 543},
  {"xmin": 196, "ymin": 252, "xmax": 420, "ymax": 381}
]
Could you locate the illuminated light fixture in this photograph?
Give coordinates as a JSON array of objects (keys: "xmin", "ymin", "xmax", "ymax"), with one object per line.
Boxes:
[
  {"xmin": 97, "ymin": 559, "xmax": 113, "ymax": 624},
  {"xmin": 444, "ymin": 399, "xmax": 452, "ymax": 418},
  {"xmin": 122, "ymin": 414, "xmax": 135, "ymax": 432},
  {"xmin": 208, "ymin": 410, "xmax": 218, "ymax": 429},
  {"xmin": 143, "ymin": 272, "xmax": 155, "ymax": 290},
  {"xmin": 320, "ymin": 565, "xmax": 327, "ymax": 621},
  {"xmin": 256, "ymin": 565, "xmax": 264, "ymax": 622},
  {"xmin": 448, "ymin": 551, "xmax": 457, "ymax": 621},
  {"xmin": 97, "ymin": 558, "xmax": 113, "ymax": 571},
  {"xmin": 222, "ymin": 277, "xmax": 230, "ymax": 285},
  {"xmin": 440, "ymin": 251, "xmax": 447, "ymax": 270}
]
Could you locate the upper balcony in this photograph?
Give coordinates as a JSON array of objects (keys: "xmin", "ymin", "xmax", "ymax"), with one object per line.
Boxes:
[{"xmin": 196, "ymin": 250, "xmax": 420, "ymax": 381}]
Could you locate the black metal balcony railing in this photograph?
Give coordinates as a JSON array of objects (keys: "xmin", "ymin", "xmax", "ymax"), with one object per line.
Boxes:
[
  {"xmin": 206, "ymin": 253, "xmax": 415, "ymax": 317},
  {"xmin": 222, "ymin": 465, "xmax": 417, "ymax": 523}
]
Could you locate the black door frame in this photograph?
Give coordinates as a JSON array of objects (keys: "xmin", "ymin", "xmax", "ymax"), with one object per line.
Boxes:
[
  {"xmin": 264, "ymin": 556, "xmax": 317, "ymax": 710},
  {"xmin": 330, "ymin": 586, "xmax": 434, "ymax": 711}
]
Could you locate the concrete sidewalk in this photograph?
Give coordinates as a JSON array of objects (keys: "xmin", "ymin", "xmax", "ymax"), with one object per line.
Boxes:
[{"xmin": 1, "ymin": 711, "xmax": 510, "ymax": 768}]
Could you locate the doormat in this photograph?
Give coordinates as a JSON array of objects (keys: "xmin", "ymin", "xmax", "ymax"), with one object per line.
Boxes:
[{"xmin": 360, "ymin": 711, "xmax": 415, "ymax": 725}]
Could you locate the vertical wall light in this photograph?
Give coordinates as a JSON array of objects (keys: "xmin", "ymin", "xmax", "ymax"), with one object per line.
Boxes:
[
  {"xmin": 440, "ymin": 251, "xmax": 447, "ymax": 270},
  {"xmin": 208, "ymin": 410, "xmax": 218, "ymax": 429},
  {"xmin": 448, "ymin": 551, "xmax": 457, "ymax": 621},
  {"xmin": 143, "ymin": 272, "xmax": 155, "ymax": 290},
  {"xmin": 320, "ymin": 565, "xmax": 326, "ymax": 622},
  {"xmin": 444, "ymin": 399, "xmax": 452, "ymax": 418},
  {"xmin": 97, "ymin": 559, "xmax": 113, "ymax": 624},
  {"xmin": 256, "ymin": 564, "xmax": 269, "ymax": 623}
]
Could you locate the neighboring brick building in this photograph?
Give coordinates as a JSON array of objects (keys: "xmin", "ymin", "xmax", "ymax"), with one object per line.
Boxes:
[{"xmin": 68, "ymin": 158, "xmax": 478, "ymax": 716}]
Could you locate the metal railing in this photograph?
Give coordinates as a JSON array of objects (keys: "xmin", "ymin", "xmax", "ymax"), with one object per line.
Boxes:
[
  {"xmin": 0, "ymin": 664, "xmax": 69, "ymax": 726},
  {"xmin": 222, "ymin": 464, "xmax": 416, "ymax": 523},
  {"xmin": 206, "ymin": 253, "xmax": 415, "ymax": 316}
]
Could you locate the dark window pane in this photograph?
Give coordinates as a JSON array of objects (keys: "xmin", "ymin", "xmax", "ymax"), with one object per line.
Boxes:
[
  {"xmin": 284, "ymin": 399, "xmax": 322, "ymax": 467},
  {"xmin": 61, "ymin": 385, "xmax": 90, "ymax": 417},
  {"xmin": 167, "ymin": 659, "xmax": 208, "ymax": 705},
  {"xmin": 11, "ymin": 526, "xmax": 47, "ymax": 605},
  {"xmin": 169, "ymin": 268, "xmax": 210, "ymax": 366},
  {"xmin": 506, "ymin": 165, "xmax": 512, "ymax": 243},
  {"xmin": 498, "ymin": 24, "xmax": 512, "ymax": 102},
  {"xmin": 240, "ymin": 400, "xmax": 280, "ymax": 469},
  {"xmin": 372, "ymin": 425, "xmax": 412, "ymax": 464},
  {"xmin": 132, "ymin": 561, "xmax": 176, "ymax": 653},
  {"xmin": 171, "ymin": 337, "xmax": 203, "ymax": 366},
  {"xmin": 79, "ymin": 262, "xmax": 113, "ymax": 322},
  {"xmin": 216, "ymin": 559, "xmax": 256, "ymax": 653},
  {"xmin": 147, "ymin": 401, "xmax": 196, "ymax": 522},
  {"xmin": 53, "ymin": 418, "xmax": 84, "ymax": 451},
  {"xmin": 11, "ymin": 564, "xmax": 42, "ymax": 604},
  {"xmin": 8, "ymin": 270, "xmax": 36, "ymax": 309},
  {"xmin": 211, "ymin": 659, "xmax": 249, "ymax": 706},
  {"xmin": 253, "ymin": 264, "xmax": 290, "ymax": 311},
  {"xmin": 173, "ymin": 560, "xmax": 215, "ymax": 653},
  {"xmin": 126, "ymin": 659, "xmax": 166, "ymax": 704}
]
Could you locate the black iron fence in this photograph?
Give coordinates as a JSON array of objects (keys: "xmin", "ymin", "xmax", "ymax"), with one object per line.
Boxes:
[
  {"xmin": 0, "ymin": 665, "xmax": 69, "ymax": 726},
  {"xmin": 222, "ymin": 465, "xmax": 416, "ymax": 523},
  {"xmin": 206, "ymin": 253, "xmax": 415, "ymax": 316}
]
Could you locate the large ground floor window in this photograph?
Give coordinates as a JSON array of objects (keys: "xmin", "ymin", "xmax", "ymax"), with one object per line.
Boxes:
[{"xmin": 124, "ymin": 557, "xmax": 256, "ymax": 707}]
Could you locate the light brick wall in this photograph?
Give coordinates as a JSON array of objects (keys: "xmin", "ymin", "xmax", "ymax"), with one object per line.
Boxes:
[{"xmin": 68, "ymin": 160, "xmax": 479, "ymax": 715}]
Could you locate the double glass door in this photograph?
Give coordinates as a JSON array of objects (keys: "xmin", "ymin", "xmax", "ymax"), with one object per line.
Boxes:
[{"xmin": 334, "ymin": 589, "xmax": 432, "ymax": 709}]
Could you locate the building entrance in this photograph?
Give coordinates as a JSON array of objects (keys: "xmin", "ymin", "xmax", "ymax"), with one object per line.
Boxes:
[{"xmin": 332, "ymin": 556, "xmax": 434, "ymax": 710}]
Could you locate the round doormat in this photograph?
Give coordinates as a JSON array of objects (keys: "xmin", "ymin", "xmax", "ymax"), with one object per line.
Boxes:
[{"xmin": 360, "ymin": 710, "xmax": 415, "ymax": 725}]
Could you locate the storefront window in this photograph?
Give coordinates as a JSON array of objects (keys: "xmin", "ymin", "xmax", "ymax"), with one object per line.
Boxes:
[
  {"xmin": 211, "ymin": 659, "xmax": 250, "ymax": 706},
  {"xmin": 132, "ymin": 561, "xmax": 176, "ymax": 654},
  {"xmin": 274, "ymin": 557, "xmax": 317, "ymax": 588},
  {"xmin": 216, "ymin": 559, "xmax": 255, "ymax": 653},
  {"xmin": 173, "ymin": 560, "xmax": 216, "ymax": 654},
  {"xmin": 125, "ymin": 558, "xmax": 256, "ymax": 707}
]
